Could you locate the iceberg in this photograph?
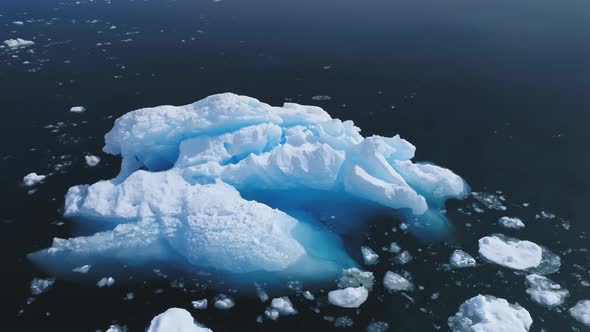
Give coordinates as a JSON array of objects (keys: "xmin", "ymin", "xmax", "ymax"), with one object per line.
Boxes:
[
  {"xmin": 478, "ymin": 235, "xmax": 542, "ymax": 270},
  {"xmin": 147, "ymin": 308, "xmax": 212, "ymax": 332},
  {"xmin": 448, "ymin": 295, "xmax": 532, "ymax": 332},
  {"xmin": 29, "ymin": 93, "xmax": 467, "ymax": 277}
]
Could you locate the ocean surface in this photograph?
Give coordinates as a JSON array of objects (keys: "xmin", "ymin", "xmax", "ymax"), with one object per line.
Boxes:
[{"xmin": 1, "ymin": 0, "xmax": 589, "ymax": 330}]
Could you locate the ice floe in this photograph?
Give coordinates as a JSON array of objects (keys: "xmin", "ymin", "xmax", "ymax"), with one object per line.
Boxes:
[
  {"xmin": 328, "ymin": 286, "xmax": 368, "ymax": 308},
  {"xmin": 85, "ymin": 155, "xmax": 101, "ymax": 167},
  {"xmin": 449, "ymin": 250, "xmax": 476, "ymax": 268},
  {"xmin": 498, "ymin": 216, "xmax": 525, "ymax": 229},
  {"xmin": 23, "ymin": 172, "xmax": 46, "ymax": 186},
  {"xmin": 448, "ymin": 295, "xmax": 532, "ymax": 332},
  {"xmin": 147, "ymin": 308, "xmax": 212, "ymax": 332},
  {"xmin": 525, "ymin": 274, "xmax": 568, "ymax": 307},
  {"xmin": 383, "ymin": 271, "xmax": 413, "ymax": 291},
  {"xmin": 478, "ymin": 235, "xmax": 542, "ymax": 270},
  {"xmin": 569, "ymin": 300, "xmax": 590, "ymax": 327},
  {"xmin": 265, "ymin": 297, "xmax": 297, "ymax": 320},
  {"xmin": 361, "ymin": 246, "xmax": 380, "ymax": 265},
  {"xmin": 4, "ymin": 38, "xmax": 35, "ymax": 49}
]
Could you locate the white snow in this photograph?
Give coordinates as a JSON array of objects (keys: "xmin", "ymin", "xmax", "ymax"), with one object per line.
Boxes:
[
  {"xmin": 570, "ymin": 300, "xmax": 590, "ymax": 327},
  {"xmin": 31, "ymin": 93, "xmax": 467, "ymax": 276},
  {"xmin": 85, "ymin": 155, "xmax": 101, "ymax": 167},
  {"xmin": 338, "ymin": 268, "xmax": 375, "ymax": 291},
  {"xmin": 265, "ymin": 297, "xmax": 297, "ymax": 320},
  {"xmin": 4, "ymin": 38, "xmax": 34, "ymax": 49},
  {"xmin": 147, "ymin": 308, "xmax": 212, "ymax": 332},
  {"xmin": 23, "ymin": 172, "xmax": 46, "ymax": 186},
  {"xmin": 478, "ymin": 235, "xmax": 542, "ymax": 270},
  {"xmin": 328, "ymin": 287, "xmax": 369, "ymax": 308},
  {"xmin": 448, "ymin": 295, "xmax": 532, "ymax": 332},
  {"xmin": 192, "ymin": 299, "xmax": 208, "ymax": 310},
  {"xmin": 361, "ymin": 246, "xmax": 379, "ymax": 265},
  {"xmin": 70, "ymin": 106, "xmax": 86, "ymax": 113},
  {"xmin": 498, "ymin": 216, "xmax": 525, "ymax": 229},
  {"xmin": 383, "ymin": 271, "xmax": 413, "ymax": 291},
  {"xmin": 525, "ymin": 274, "xmax": 568, "ymax": 307},
  {"xmin": 449, "ymin": 250, "xmax": 476, "ymax": 268}
]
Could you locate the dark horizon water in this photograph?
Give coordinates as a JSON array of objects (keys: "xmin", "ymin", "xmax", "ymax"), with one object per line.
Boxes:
[{"xmin": 1, "ymin": 0, "xmax": 589, "ymax": 331}]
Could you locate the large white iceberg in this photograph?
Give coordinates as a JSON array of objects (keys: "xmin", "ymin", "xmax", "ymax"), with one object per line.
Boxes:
[
  {"xmin": 448, "ymin": 295, "xmax": 532, "ymax": 332},
  {"xmin": 30, "ymin": 93, "xmax": 467, "ymax": 276}
]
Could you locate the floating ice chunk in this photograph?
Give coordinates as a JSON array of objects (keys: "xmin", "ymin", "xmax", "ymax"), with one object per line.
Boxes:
[
  {"xmin": 70, "ymin": 106, "xmax": 86, "ymax": 113},
  {"xmin": 569, "ymin": 300, "xmax": 590, "ymax": 327},
  {"xmin": 265, "ymin": 297, "xmax": 297, "ymax": 320},
  {"xmin": 85, "ymin": 155, "xmax": 101, "ymax": 167},
  {"xmin": 395, "ymin": 250, "xmax": 412, "ymax": 265},
  {"xmin": 338, "ymin": 268, "xmax": 375, "ymax": 291},
  {"xmin": 498, "ymin": 217, "xmax": 525, "ymax": 229},
  {"xmin": 311, "ymin": 95, "xmax": 332, "ymax": 101},
  {"xmin": 525, "ymin": 274, "xmax": 568, "ymax": 307},
  {"xmin": 147, "ymin": 308, "xmax": 212, "ymax": 332},
  {"xmin": 535, "ymin": 211, "xmax": 556, "ymax": 220},
  {"xmin": 328, "ymin": 287, "xmax": 369, "ymax": 308},
  {"xmin": 383, "ymin": 271, "xmax": 413, "ymax": 291},
  {"xmin": 105, "ymin": 325, "xmax": 125, "ymax": 332},
  {"xmin": 388, "ymin": 242, "xmax": 401, "ymax": 253},
  {"xmin": 255, "ymin": 283, "xmax": 269, "ymax": 302},
  {"xmin": 366, "ymin": 321, "xmax": 389, "ymax": 332},
  {"xmin": 72, "ymin": 264, "xmax": 91, "ymax": 273},
  {"xmin": 334, "ymin": 316, "xmax": 354, "ymax": 327},
  {"xmin": 30, "ymin": 278, "xmax": 55, "ymax": 295},
  {"xmin": 214, "ymin": 295, "xmax": 235, "ymax": 310},
  {"xmin": 472, "ymin": 192, "xmax": 506, "ymax": 211},
  {"xmin": 449, "ymin": 250, "xmax": 476, "ymax": 268},
  {"xmin": 361, "ymin": 246, "xmax": 379, "ymax": 265},
  {"xmin": 192, "ymin": 299, "xmax": 208, "ymax": 310},
  {"xmin": 13, "ymin": 21, "xmax": 24, "ymax": 25},
  {"xmin": 97, "ymin": 277, "xmax": 115, "ymax": 287},
  {"xmin": 303, "ymin": 291, "xmax": 315, "ymax": 301},
  {"xmin": 4, "ymin": 38, "xmax": 34, "ymax": 49},
  {"xmin": 478, "ymin": 235, "xmax": 542, "ymax": 270},
  {"xmin": 448, "ymin": 295, "xmax": 532, "ymax": 332},
  {"xmin": 23, "ymin": 173, "xmax": 46, "ymax": 186}
]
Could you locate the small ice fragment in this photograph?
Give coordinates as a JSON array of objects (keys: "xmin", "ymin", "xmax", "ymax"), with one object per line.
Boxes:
[
  {"xmin": 498, "ymin": 216, "xmax": 525, "ymax": 229},
  {"xmin": 70, "ymin": 106, "xmax": 86, "ymax": 113},
  {"xmin": 23, "ymin": 172, "xmax": 46, "ymax": 186},
  {"xmin": 334, "ymin": 316, "xmax": 354, "ymax": 327},
  {"xmin": 97, "ymin": 277, "xmax": 115, "ymax": 288},
  {"xmin": 303, "ymin": 291, "xmax": 315, "ymax": 301},
  {"xmin": 328, "ymin": 287, "xmax": 368, "ymax": 308},
  {"xmin": 383, "ymin": 271, "xmax": 413, "ymax": 292},
  {"xmin": 311, "ymin": 95, "xmax": 332, "ymax": 101},
  {"xmin": 72, "ymin": 264, "xmax": 91, "ymax": 273},
  {"xmin": 31, "ymin": 278, "xmax": 55, "ymax": 295},
  {"xmin": 366, "ymin": 321, "xmax": 389, "ymax": 332},
  {"xmin": 525, "ymin": 274, "xmax": 568, "ymax": 307},
  {"xmin": 147, "ymin": 308, "xmax": 212, "ymax": 332},
  {"xmin": 192, "ymin": 299, "xmax": 208, "ymax": 310},
  {"xmin": 85, "ymin": 155, "xmax": 101, "ymax": 167},
  {"xmin": 4, "ymin": 38, "xmax": 34, "ymax": 49},
  {"xmin": 361, "ymin": 246, "xmax": 379, "ymax": 265},
  {"xmin": 396, "ymin": 251, "xmax": 412, "ymax": 265},
  {"xmin": 389, "ymin": 242, "xmax": 401, "ymax": 253},
  {"xmin": 569, "ymin": 300, "xmax": 590, "ymax": 327},
  {"xmin": 448, "ymin": 294, "xmax": 532, "ymax": 332},
  {"xmin": 13, "ymin": 21, "xmax": 24, "ymax": 25},
  {"xmin": 214, "ymin": 295, "xmax": 235, "ymax": 310},
  {"xmin": 338, "ymin": 268, "xmax": 375, "ymax": 291},
  {"xmin": 449, "ymin": 250, "xmax": 476, "ymax": 268},
  {"xmin": 478, "ymin": 235, "xmax": 542, "ymax": 270}
]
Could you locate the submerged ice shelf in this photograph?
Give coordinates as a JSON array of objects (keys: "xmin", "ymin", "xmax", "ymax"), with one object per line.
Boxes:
[{"xmin": 30, "ymin": 93, "xmax": 468, "ymax": 277}]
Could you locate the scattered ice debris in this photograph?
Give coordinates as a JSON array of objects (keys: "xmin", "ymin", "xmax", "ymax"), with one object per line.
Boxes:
[
  {"xmin": 147, "ymin": 308, "xmax": 212, "ymax": 332},
  {"xmin": 569, "ymin": 300, "xmax": 590, "ymax": 327},
  {"xmin": 448, "ymin": 295, "xmax": 532, "ymax": 332},
  {"xmin": 213, "ymin": 295, "xmax": 235, "ymax": 310},
  {"xmin": 192, "ymin": 299, "xmax": 208, "ymax": 310},
  {"xmin": 535, "ymin": 211, "xmax": 556, "ymax": 220},
  {"xmin": 361, "ymin": 246, "xmax": 379, "ymax": 265},
  {"xmin": 311, "ymin": 95, "xmax": 332, "ymax": 101},
  {"xmin": 265, "ymin": 297, "xmax": 297, "ymax": 320},
  {"xmin": 4, "ymin": 38, "xmax": 35, "ymax": 49},
  {"xmin": 338, "ymin": 268, "xmax": 375, "ymax": 291},
  {"xmin": 366, "ymin": 321, "xmax": 389, "ymax": 332},
  {"xmin": 525, "ymin": 274, "xmax": 568, "ymax": 307},
  {"xmin": 97, "ymin": 277, "xmax": 115, "ymax": 288},
  {"xmin": 70, "ymin": 106, "xmax": 86, "ymax": 113},
  {"xmin": 388, "ymin": 242, "xmax": 401, "ymax": 253},
  {"xmin": 72, "ymin": 264, "xmax": 91, "ymax": 273},
  {"xmin": 85, "ymin": 155, "xmax": 101, "ymax": 167},
  {"xmin": 303, "ymin": 291, "xmax": 315, "ymax": 301},
  {"xmin": 23, "ymin": 172, "xmax": 46, "ymax": 186},
  {"xmin": 30, "ymin": 278, "xmax": 55, "ymax": 295},
  {"xmin": 383, "ymin": 271, "xmax": 413, "ymax": 291},
  {"xmin": 334, "ymin": 316, "xmax": 354, "ymax": 327},
  {"xmin": 498, "ymin": 216, "xmax": 525, "ymax": 229},
  {"xmin": 328, "ymin": 287, "xmax": 369, "ymax": 308},
  {"xmin": 449, "ymin": 250, "xmax": 476, "ymax": 268},
  {"xmin": 31, "ymin": 93, "xmax": 467, "ymax": 276},
  {"xmin": 478, "ymin": 235, "xmax": 542, "ymax": 270},
  {"xmin": 395, "ymin": 250, "xmax": 413, "ymax": 265},
  {"xmin": 472, "ymin": 192, "xmax": 507, "ymax": 211}
]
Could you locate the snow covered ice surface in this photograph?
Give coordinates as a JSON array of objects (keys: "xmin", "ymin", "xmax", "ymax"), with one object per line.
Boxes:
[
  {"xmin": 525, "ymin": 274, "xmax": 568, "ymax": 307},
  {"xmin": 448, "ymin": 295, "xmax": 532, "ymax": 332},
  {"xmin": 569, "ymin": 300, "xmax": 590, "ymax": 327},
  {"xmin": 29, "ymin": 93, "xmax": 468, "ymax": 278},
  {"xmin": 478, "ymin": 235, "xmax": 542, "ymax": 270},
  {"xmin": 147, "ymin": 308, "xmax": 212, "ymax": 332}
]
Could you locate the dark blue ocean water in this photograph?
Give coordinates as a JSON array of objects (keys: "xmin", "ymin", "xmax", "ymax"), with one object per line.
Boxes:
[{"xmin": 1, "ymin": 0, "xmax": 589, "ymax": 331}]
